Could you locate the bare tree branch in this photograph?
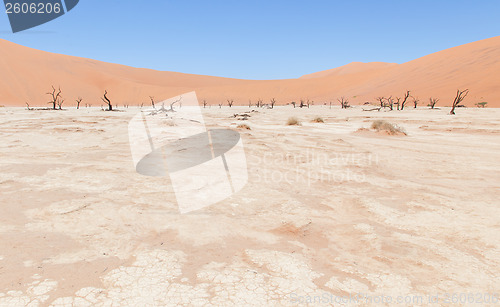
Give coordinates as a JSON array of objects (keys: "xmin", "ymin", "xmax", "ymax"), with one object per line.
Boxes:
[
  {"xmin": 46, "ymin": 86, "xmax": 62, "ymax": 110},
  {"xmin": 450, "ymin": 89, "xmax": 469, "ymax": 115},
  {"xmin": 101, "ymin": 90, "xmax": 113, "ymax": 111},
  {"xmin": 76, "ymin": 97, "xmax": 82, "ymax": 110}
]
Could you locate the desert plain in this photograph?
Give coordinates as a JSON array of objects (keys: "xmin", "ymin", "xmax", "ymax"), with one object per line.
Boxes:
[{"xmin": 0, "ymin": 105, "xmax": 499, "ymax": 306}]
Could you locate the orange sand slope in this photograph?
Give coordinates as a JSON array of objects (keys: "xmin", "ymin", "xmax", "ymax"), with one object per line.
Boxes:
[{"xmin": 0, "ymin": 36, "xmax": 499, "ymax": 107}]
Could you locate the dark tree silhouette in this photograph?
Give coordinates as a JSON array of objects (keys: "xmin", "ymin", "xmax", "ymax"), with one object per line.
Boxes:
[
  {"xmin": 413, "ymin": 97, "xmax": 419, "ymax": 108},
  {"xmin": 428, "ymin": 97, "xmax": 439, "ymax": 109},
  {"xmin": 76, "ymin": 97, "xmax": 82, "ymax": 110},
  {"xmin": 149, "ymin": 96, "xmax": 155, "ymax": 109},
  {"xmin": 101, "ymin": 90, "xmax": 113, "ymax": 111},
  {"xmin": 400, "ymin": 90, "xmax": 411, "ymax": 110},
  {"xmin": 56, "ymin": 99, "xmax": 65, "ymax": 110},
  {"xmin": 450, "ymin": 89, "xmax": 469, "ymax": 115},
  {"xmin": 46, "ymin": 86, "xmax": 62, "ymax": 110},
  {"xmin": 338, "ymin": 97, "xmax": 350, "ymax": 109},
  {"xmin": 270, "ymin": 98, "xmax": 277, "ymax": 109}
]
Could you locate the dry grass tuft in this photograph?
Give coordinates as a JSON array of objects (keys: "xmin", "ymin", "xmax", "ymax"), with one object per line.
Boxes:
[
  {"xmin": 287, "ymin": 117, "xmax": 301, "ymax": 126},
  {"xmin": 371, "ymin": 120, "xmax": 406, "ymax": 135},
  {"xmin": 312, "ymin": 117, "xmax": 324, "ymax": 123},
  {"xmin": 237, "ymin": 123, "xmax": 251, "ymax": 130}
]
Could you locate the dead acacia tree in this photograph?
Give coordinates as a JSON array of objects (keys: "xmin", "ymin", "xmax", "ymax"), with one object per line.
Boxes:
[
  {"xmin": 400, "ymin": 90, "xmax": 411, "ymax": 110},
  {"xmin": 291, "ymin": 101, "xmax": 296, "ymax": 108},
  {"xmin": 256, "ymin": 98, "xmax": 263, "ymax": 108},
  {"xmin": 376, "ymin": 97, "xmax": 386, "ymax": 109},
  {"xmin": 450, "ymin": 89, "xmax": 469, "ymax": 115},
  {"xmin": 299, "ymin": 99, "xmax": 306, "ymax": 108},
  {"xmin": 338, "ymin": 97, "xmax": 350, "ymax": 109},
  {"xmin": 56, "ymin": 99, "xmax": 65, "ymax": 110},
  {"xmin": 413, "ymin": 97, "xmax": 419, "ymax": 108},
  {"xmin": 394, "ymin": 97, "xmax": 400, "ymax": 110},
  {"xmin": 149, "ymin": 96, "xmax": 156, "ymax": 109},
  {"xmin": 76, "ymin": 97, "xmax": 82, "ymax": 109},
  {"xmin": 248, "ymin": 100, "xmax": 252, "ymax": 108},
  {"xmin": 218, "ymin": 102, "xmax": 223, "ymax": 109},
  {"xmin": 101, "ymin": 90, "xmax": 113, "ymax": 111},
  {"xmin": 25, "ymin": 102, "xmax": 32, "ymax": 110},
  {"xmin": 46, "ymin": 86, "xmax": 62, "ymax": 110},
  {"xmin": 203, "ymin": 99, "xmax": 208, "ymax": 108},
  {"xmin": 270, "ymin": 98, "xmax": 277, "ymax": 109},
  {"xmin": 386, "ymin": 96, "xmax": 394, "ymax": 110},
  {"xmin": 227, "ymin": 99, "xmax": 234, "ymax": 107},
  {"xmin": 428, "ymin": 97, "xmax": 439, "ymax": 109}
]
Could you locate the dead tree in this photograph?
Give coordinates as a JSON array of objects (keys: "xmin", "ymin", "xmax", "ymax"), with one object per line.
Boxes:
[
  {"xmin": 149, "ymin": 96, "xmax": 156, "ymax": 109},
  {"xmin": 218, "ymin": 102, "xmax": 223, "ymax": 109},
  {"xmin": 376, "ymin": 97, "xmax": 386, "ymax": 109},
  {"xmin": 203, "ymin": 99, "xmax": 208, "ymax": 108},
  {"xmin": 299, "ymin": 99, "xmax": 306, "ymax": 108},
  {"xmin": 257, "ymin": 98, "xmax": 263, "ymax": 108},
  {"xmin": 56, "ymin": 99, "xmax": 65, "ymax": 110},
  {"xmin": 76, "ymin": 97, "xmax": 82, "ymax": 109},
  {"xmin": 270, "ymin": 98, "xmax": 276, "ymax": 109},
  {"xmin": 450, "ymin": 89, "xmax": 469, "ymax": 115},
  {"xmin": 306, "ymin": 99, "xmax": 311, "ymax": 108},
  {"xmin": 25, "ymin": 102, "xmax": 32, "ymax": 110},
  {"xmin": 101, "ymin": 90, "xmax": 113, "ymax": 111},
  {"xmin": 386, "ymin": 96, "xmax": 394, "ymax": 110},
  {"xmin": 413, "ymin": 97, "xmax": 419, "ymax": 108},
  {"xmin": 400, "ymin": 90, "xmax": 411, "ymax": 110},
  {"xmin": 227, "ymin": 99, "xmax": 234, "ymax": 107},
  {"xmin": 329, "ymin": 101, "xmax": 333, "ymax": 109},
  {"xmin": 395, "ymin": 97, "xmax": 400, "ymax": 110},
  {"xmin": 428, "ymin": 97, "xmax": 439, "ymax": 109},
  {"xmin": 338, "ymin": 97, "xmax": 350, "ymax": 109},
  {"xmin": 248, "ymin": 100, "xmax": 252, "ymax": 108},
  {"xmin": 46, "ymin": 86, "xmax": 62, "ymax": 110},
  {"xmin": 291, "ymin": 101, "xmax": 296, "ymax": 108}
]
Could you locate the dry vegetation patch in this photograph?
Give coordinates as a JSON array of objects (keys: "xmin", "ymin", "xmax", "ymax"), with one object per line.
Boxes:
[
  {"xmin": 237, "ymin": 123, "xmax": 251, "ymax": 130},
  {"xmin": 286, "ymin": 117, "xmax": 301, "ymax": 126},
  {"xmin": 370, "ymin": 120, "xmax": 407, "ymax": 135}
]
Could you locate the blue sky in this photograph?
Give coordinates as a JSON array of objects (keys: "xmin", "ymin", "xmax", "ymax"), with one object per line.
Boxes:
[{"xmin": 1, "ymin": 0, "xmax": 499, "ymax": 79}]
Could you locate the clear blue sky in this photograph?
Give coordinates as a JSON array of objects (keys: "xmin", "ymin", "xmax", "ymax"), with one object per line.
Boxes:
[{"xmin": 1, "ymin": 0, "xmax": 499, "ymax": 80}]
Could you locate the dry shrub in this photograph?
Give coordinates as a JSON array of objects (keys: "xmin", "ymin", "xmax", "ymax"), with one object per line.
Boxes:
[
  {"xmin": 237, "ymin": 123, "xmax": 251, "ymax": 130},
  {"xmin": 371, "ymin": 120, "xmax": 406, "ymax": 135},
  {"xmin": 287, "ymin": 117, "xmax": 301, "ymax": 126},
  {"xmin": 312, "ymin": 117, "xmax": 324, "ymax": 123}
]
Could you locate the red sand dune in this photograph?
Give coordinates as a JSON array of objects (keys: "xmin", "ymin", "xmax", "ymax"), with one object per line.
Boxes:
[
  {"xmin": 299, "ymin": 62, "xmax": 398, "ymax": 79},
  {"xmin": 0, "ymin": 36, "xmax": 499, "ymax": 107}
]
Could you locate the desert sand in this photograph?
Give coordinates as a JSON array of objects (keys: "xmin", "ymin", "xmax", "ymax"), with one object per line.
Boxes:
[
  {"xmin": 0, "ymin": 105, "xmax": 499, "ymax": 305},
  {"xmin": 1, "ymin": 36, "xmax": 500, "ymax": 107}
]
